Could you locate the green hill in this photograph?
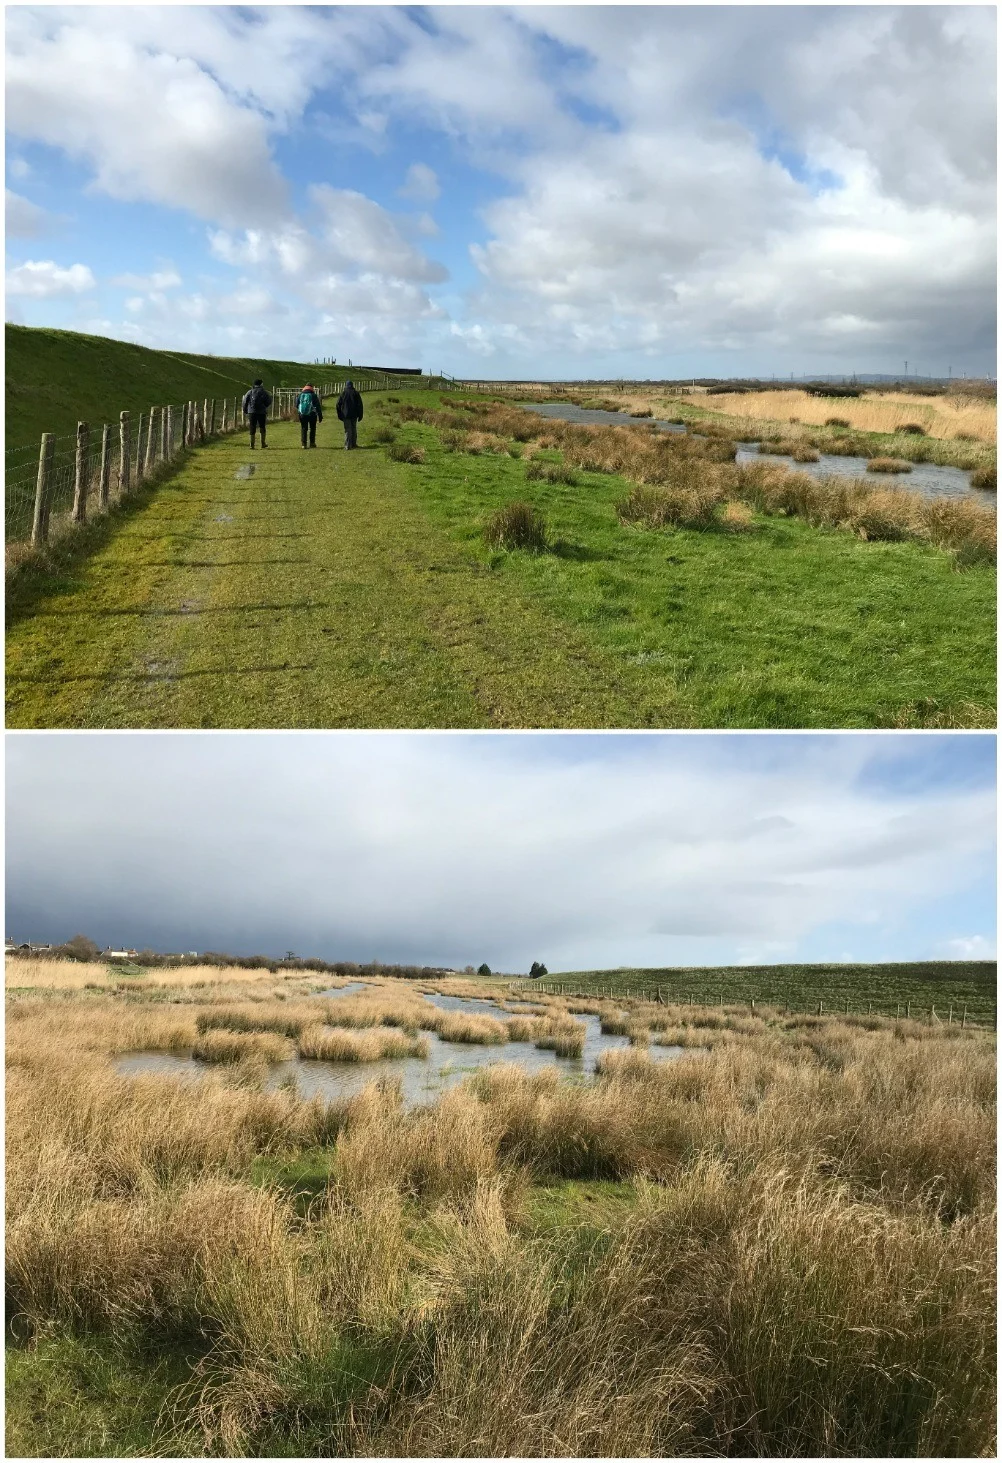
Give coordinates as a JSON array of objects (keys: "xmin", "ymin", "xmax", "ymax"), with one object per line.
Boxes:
[
  {"xmin": 527, "ymin": 961, "xmax": 997, "ymax": 1024},
  {"xmin": 4, "ymin": 325, "xmax": 398, "ymax": 454}
]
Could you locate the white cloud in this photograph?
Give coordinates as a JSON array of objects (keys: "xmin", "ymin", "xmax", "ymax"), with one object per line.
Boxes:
[
  {"xmin": 111, "ymin": 268, "xmax": 182, "ymax": 291},
  {"xmin": 6, "ymin": 258, "xmax": 95, "ymax": 297},
  {"xmin": 942, "ymin": 935, "xmax": 996, "ymax": 960},
  {"xmin": 6, "ymin": 9, "xmax": 289, "ymax": 226},
  {"xmin": 5, "ymin": 188, "xmax": 52, "ymax": 238},
  {"xmin": 399, "ymin": 162, "xmax": 441, "ymax": 203}
]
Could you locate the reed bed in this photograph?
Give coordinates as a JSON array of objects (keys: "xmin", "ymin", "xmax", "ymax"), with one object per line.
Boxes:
[
  {"xmin": 4, "ymin": 956, "xmax": 286, "ymax": 990},
  {"xmin": 6, "ymin": 990, "xmax": 995, "ymax": 1457},
  {"xmin": 693, "ymin": 388, "xmax": 996, "ymax": 443},
  {"xmin": 192, "ymin": 1029, "xmax": 294, "ymax": 1064},
  {"xmin": 296, "ymin": 1024, "xmax": 429, "ymax": 1063}
]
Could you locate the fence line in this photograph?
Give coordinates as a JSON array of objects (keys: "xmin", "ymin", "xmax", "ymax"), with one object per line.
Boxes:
[
  {"xmin": 6, "ymin": 377, "xmax": 402, "ymax": 550},
  {"xmin": 506, "ymin": 981, "xmax": 994, "ymax": 1029}
]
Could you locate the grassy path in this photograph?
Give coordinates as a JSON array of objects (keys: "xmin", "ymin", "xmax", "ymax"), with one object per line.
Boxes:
[
  {"xmin": 6, "ymin": 398, "xmax": 996, "ymax": 728},
  {"xmin": 6, "ymin": 422, "xmax": 649, "ymax": 728}
]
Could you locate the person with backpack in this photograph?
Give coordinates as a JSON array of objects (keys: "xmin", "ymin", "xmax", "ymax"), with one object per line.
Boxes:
[
  {"xmin": 242, "ymin": 379, "xmax": 272, "ymax": 448},
  {"xmin": 336, "ymin": 378, "xmax": 364, "ymax": 449},
  {"xmin": 297, "ymin": 384, "xmax": 323, "ymax": 448}
]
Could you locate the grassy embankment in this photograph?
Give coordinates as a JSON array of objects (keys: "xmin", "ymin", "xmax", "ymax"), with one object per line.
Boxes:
[
  {"xmin": 527, "ymin": 960, "xmax": 997, "ymax": 1025},
  {"xmin": 7, "ymin": 966, "xmax": 996, "ymax": 1457},
  {"xmin": 6, "ymin": 389, "xmax": 995, "ymax": 729},
  {"xmin": 3, "ymin": 324, "xmax": 397, "ymax": 454}
]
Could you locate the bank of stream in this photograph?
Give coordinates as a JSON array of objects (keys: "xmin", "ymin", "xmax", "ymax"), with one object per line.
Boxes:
[{"xmin": 522, "ymin": 402, "xmax": 991, "ymax": 506}]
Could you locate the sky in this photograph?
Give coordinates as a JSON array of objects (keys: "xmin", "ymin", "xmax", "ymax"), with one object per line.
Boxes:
[
  {"xmin": 5, "ymin": 5, "xmax": 996, "ymax": 379},
  {"xmin": 5, "ymin": 732, "xmax": 996, "ymax": 971}
]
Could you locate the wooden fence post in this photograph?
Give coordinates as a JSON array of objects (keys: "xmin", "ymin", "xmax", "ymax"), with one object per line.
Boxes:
[
  {"xmin": 118, "ymin": 412, "xmax": 131, "ymax": 496},
  {"xmin": 905, "ymin": 1001, "xmax": 911, "ymax": 1019},
  {"xmin": 209, "ymin": 399, "xmax": 216, "ymax": 436},
  {"xmin": 166, "ymin": 406, "xmax": 176, "ymax": 460},
  {"xmin": 72, "ymin": 420, "xmax": 91, "ymax": 523},
  {"xmin": 222, "ymin": 399, "xmax": 230, "ymax": 433},
  {"xmin": 134, "ymin": 413, "xmax": 147, "ymax": 483},
  {"xmin": 145, "ymin": 408, "xmax": 158, "ymax": 476},
  {"xmin": 158, "ymin": 407, "xmax": 167, "ymax": 462},
  {"xmin": 962, "ymin": 1005, "xmax": 967, "ymax": 1028},
  {"xmin": 203, "ymin": 398, "xmax": 210, "ymax": 436},
  {"xmin": 98, "ymin": 424, "xmax": 111, "ymax": 509},
  {"xmin": 31, "ymin": 432, "xmax": 56, "ymax": 545}
]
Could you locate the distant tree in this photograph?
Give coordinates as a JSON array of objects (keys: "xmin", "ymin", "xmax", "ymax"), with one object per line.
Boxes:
[
  {"xmin": 529, "ymin": 961, "xmax": 548, "ymax": 979},
  {"xmin": 464, "ymin": 964, "xmax": 476, "ymax": 974},
  {"xmin": 58, "ymin": 934, "xmax": 101, "ymax": 962},
  {"xmin": 477, "ymin": 963, "xmax": 492, "ymax": 977}
]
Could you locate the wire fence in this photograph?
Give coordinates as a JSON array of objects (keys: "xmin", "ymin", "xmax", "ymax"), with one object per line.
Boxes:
[
  {"xmin": 6, "ymin": 371, "xmax": 454, "ymax": 552},
  {"xmin": 508, "ymin": 980, "xmax": 995, "ymax": 1029}
]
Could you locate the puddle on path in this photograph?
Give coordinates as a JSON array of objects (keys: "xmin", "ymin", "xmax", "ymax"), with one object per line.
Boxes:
[
  {"xmin": 234, "ymin": 465, "xmax": 256, "ymax": 480},
  {"xmin": 115, "ymin": 991, "xmax": 691, "ymax": 1109}
]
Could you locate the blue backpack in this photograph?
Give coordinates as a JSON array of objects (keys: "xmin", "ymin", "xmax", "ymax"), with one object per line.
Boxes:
[{"xmin": 297, "ymin": 390, "xmax": 316, "ymax": 417}]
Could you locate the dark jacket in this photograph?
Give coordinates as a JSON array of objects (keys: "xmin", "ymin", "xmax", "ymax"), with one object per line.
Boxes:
[
  {"xmin": 297, "ymin": 388, "xmax": 323, "ymax": 420},
  {"xmin": 242, "ymin": 385, "xmax": 272, "ymax": 415},
  {"xmin": 336, "ymin": 385, "xmax": 363, "ymax": 422}
]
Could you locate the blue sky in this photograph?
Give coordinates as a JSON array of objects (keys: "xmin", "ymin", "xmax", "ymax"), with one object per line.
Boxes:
[
  {"xmin": 6, "ymin": 732, "xmax": 995, "ymax": 970},
  {"xmin": 6, "ymin": 6, "xmax": 996, "ymax": 378}
]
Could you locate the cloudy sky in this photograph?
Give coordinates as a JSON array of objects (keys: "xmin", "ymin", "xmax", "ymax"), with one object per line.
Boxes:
[
  {"xmin": 6, "ymin": 732, "xmax": 995, "ymax": 971},
  {"xmin": 5, "ymin": 5, "xmax": 996, "ymax": 378}
]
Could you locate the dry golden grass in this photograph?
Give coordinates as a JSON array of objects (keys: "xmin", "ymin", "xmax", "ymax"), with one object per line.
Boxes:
[
  {"xmin": 3, "ymin": 955, "xmax": 322, "ymax": 990},
  {"xmin": 192, "ymin": 1029, "xmax": 294, "ymax": 1064},
  {"xmin": 6, "ymin": 987, "xmax": 995, "ymax": 1457},
  {"xmin": 296, "ymin": 1023, "xmax": 429, "ymax": 1062},
  {"xmin": 692, "ymin": 388, "xmax": 997, "ymax": 443}
]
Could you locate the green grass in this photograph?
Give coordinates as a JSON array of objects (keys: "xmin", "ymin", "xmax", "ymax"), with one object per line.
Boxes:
[
  {"xmin": 6, "ymin": 390, "xmax": 995, "ymax": 728},
  {"xmin": 5, "ymin": 324, "xmax": 390, "ymax": 454},
  {"xmin": 5, "ymin": 1334, "xmax": 203, "ymax": 1458},
  {"xmin": 528, "ymin": 960, "xmax": 997, "ymax": 1023}
]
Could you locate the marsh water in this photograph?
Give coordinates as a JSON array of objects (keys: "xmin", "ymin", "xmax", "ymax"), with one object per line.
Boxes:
[
  {"xmin": 522, "ymin": 401, "xmax": 989, "ymax": 505},
  {"xmin": 115, "ymin": 989, "xmax": 691, "ymax": 1109}
]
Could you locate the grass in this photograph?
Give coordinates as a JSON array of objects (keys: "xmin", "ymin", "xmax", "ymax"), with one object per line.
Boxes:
[
  {"xmin": 6, "ymin": 390, "xmax": 995, "ymax": 729},
  {"xmin": 537, "ymin": 960, "xmax": 997, "ymax": 1024},
  {"xmin": 4, "ymin": 324, "xmax": 390, "ymax": 454},
  {"xmin": 667, "ymin": 386, "xmax": 997, "ymax": 445},
  {"xmin": 6, "ymin": 978, "xmax": 995, "ymax": 1456}
]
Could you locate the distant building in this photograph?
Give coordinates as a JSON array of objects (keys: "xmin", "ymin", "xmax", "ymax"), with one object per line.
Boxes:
[{"xmin": 104, "ymin": 948, "xmax": 139, "ymax": 961}]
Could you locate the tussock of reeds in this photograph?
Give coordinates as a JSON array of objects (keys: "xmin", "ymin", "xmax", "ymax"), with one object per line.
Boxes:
[
  {"xmin": 484, "ymin": 500, "xmax": 548, "ymax": 552},
  {"xmin": 297, "ymin": 1024, "xmax": 429, "ymax": 1062},
  {"xmin": 192, "ymin": 1029, "xmax": 293, "ymax": 1064},
  {"xmin": 867, "ymin": 456, "xmax": 913, "ymax": 473},
  {"xmin": 387, "ymin": 442, "xmax": 425, "ymax": 464},
  {"xmin": 6, "ymin": 986, "xmax": 995, "ymax": 1458}
]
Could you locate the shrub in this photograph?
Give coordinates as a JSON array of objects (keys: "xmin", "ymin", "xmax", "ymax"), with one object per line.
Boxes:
[
  {"xmin": 825, "ymin": 417, "xmax": 851, "ymax": 429},
  {"xmin": 387, "ymin": 443, "xmax": 425, "ymax": 465},
  {"xmin": 629, "ymin": 408, "xmax": 653, "ymax": 418},
  {"xmin": 970, "ymin": 467, "xmax": 996, "ymax": 491},
  {"xmin": 867, "ymin": 457, "xmax": 912, "ymax": 473},
  {"xmin": 899, "ymin": 422, "xmax": 927, "ymax": 434},
  {"xmin": 484, "ymin": 501, "xmax": 548, "ymax": 552},
  {"xmin": 370, "ymin": 426, "xmax": 397, "ymax": 444},
  {"xmin": 618, "ymin": 482, "xmax": 724, "ymax": 531}
]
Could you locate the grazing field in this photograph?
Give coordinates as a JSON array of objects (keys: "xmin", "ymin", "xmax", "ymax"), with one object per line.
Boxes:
[
  {"xmin": 6, "ymin": 390, "xmax": 995, "ymax": 730},
  {"xmin": 7, "ymin": 971, "xmax": 995, "ymax": 1457},
  {"xmin": 528, "ymin": 960, "xmax": 998, "ymax": 1026}
]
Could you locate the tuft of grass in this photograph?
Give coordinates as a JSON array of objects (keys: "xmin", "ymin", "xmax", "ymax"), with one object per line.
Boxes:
[
  {"xmin": 971, "ymin": 466, "xmax": 997, "ymax": 491},
  {"xmin": 386, "ymin": 442, "xmax": 426, "ymax": 464},
  {"xmin": 524, "ymin": 459, "xmax": 578, "ymax": 485},
  {"xmin": 484, "ymin": 500, "xmax": 549, "ymax": 552},
  {"xmin": 369, "ymin": 425, "xmax": 397, "ymax": 445},
  {"xmin": 192, "ymin": 1029, "xmax": 293, "ymax": 1064},
  {"xmin": 900, "ymin": 422, "xmax": 928, "ymax": 434},
  {"xmin": 297, "ymin": 1024, "xmax": 429, "ymax": 1062},
  {"xmin": 825, "ymin": 416, "xmax": 851, "ymax": 428},
  {"xmin": 867, "ymin": 456, "xmax": 913, "ymax": 473}
]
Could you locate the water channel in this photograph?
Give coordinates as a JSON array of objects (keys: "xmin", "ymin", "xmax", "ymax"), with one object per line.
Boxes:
[
  {"xmin": 521, "ymin": 402, "xmax": 991, "ymax": 506},
  {"xmin": 115, "ymin": 989, "xmax": 691, "ymax": 1110}
]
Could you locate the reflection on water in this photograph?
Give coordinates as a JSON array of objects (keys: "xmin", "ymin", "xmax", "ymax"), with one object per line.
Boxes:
[
  {"xmin": 735, "ymin": 444, "xmax": 985, "ymax": 506},
  {"xmin": 523, "ymin": 402, "xmax": 686, "ymax": 432},
  {"xmin": 519, "ymin": 402, "xmax": 986, "ymax": 506},
  {"xmin": 114, "ymin": 993, "xmax": 693, "ymax": 1110}
]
